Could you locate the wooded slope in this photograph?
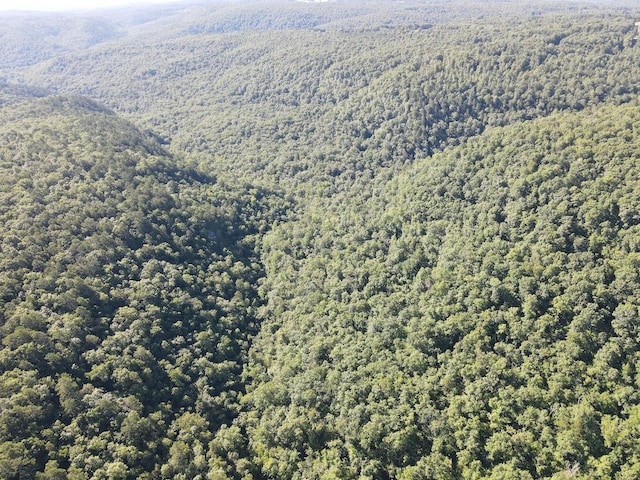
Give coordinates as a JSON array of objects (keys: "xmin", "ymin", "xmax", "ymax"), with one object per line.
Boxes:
[
  {"xmin": 245, "ymin": 100, "xmax": 640, "ymax": 478},
  {"xmin": 1, "ymin": 1, "xmax": 640, "ymax": 479},
  {"xmin": 0, "ymin": 86, "xmax": 283, "ymax": 479}
]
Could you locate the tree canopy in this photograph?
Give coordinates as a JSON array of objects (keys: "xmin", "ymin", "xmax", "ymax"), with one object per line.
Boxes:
[{"xmin": 1, "ymin": 0, "xmax": 640, "ymax": 478}]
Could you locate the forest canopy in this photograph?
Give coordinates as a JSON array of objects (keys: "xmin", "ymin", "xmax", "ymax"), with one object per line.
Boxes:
[{"xmin": 1, "ymin": 1, "xmax": 640, "ymax": 479}]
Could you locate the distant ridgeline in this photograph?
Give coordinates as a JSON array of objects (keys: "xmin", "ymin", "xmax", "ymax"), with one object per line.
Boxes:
[
  {"xmin": 0, "ymin": 1, "xmax": 640, "ymax": 479},
  {"xmin": 14, "ymin": 1, "xmax": 640, "ymax": 193}
]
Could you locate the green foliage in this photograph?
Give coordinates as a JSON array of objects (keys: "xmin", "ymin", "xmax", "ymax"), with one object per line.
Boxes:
[
  {"xmin": 17, "ymin": 2, "xmax": 640, "ymax": 196},
  {"xmin": 1, "ymin": 1, "xmax": 640, "ymax": 479},
  {"xmin": 0, "ymin": 87, "xmax": 283, "ymax": 478},
  {"xmin": 244, "ymin": 101, "xmax": 640, "ymax": 478}
]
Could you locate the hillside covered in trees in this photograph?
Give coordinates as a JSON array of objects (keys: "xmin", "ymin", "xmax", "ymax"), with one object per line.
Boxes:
[{"xmin": 1, "ymin": 0, "xmax": 640, "ymax": 479}]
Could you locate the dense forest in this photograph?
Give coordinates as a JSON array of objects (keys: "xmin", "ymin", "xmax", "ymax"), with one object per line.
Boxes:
[{"xmin": 2, "ymin": 0, "xmax": 640, "ymax": 478}]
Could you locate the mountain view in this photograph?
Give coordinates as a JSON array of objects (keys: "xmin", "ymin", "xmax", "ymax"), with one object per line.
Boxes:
[{"xmin": 1, "ymin": 0, "xmax": 640, "ymax": 478}]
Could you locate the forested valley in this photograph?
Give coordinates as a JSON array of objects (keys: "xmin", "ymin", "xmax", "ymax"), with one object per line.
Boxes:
[{"xmin": 1, "ymin": 1, "xmax": 640, "ymax": 478}]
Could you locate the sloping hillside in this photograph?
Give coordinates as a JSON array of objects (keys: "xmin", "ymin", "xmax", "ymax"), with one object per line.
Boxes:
[
  {"xmin": 17, "ymin": 2, "xmax": 640, "ymax": 192},
  {"xmin": 0, "ymin": 1, "xmax": 640, "ymax": 479},
  {"xmin": 0, "ymin": 85, "xmax": 282, "ymax": 478},
  {"xmin": 244, "ymin": 100, "xmax": 640, "ymax": 478}
]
